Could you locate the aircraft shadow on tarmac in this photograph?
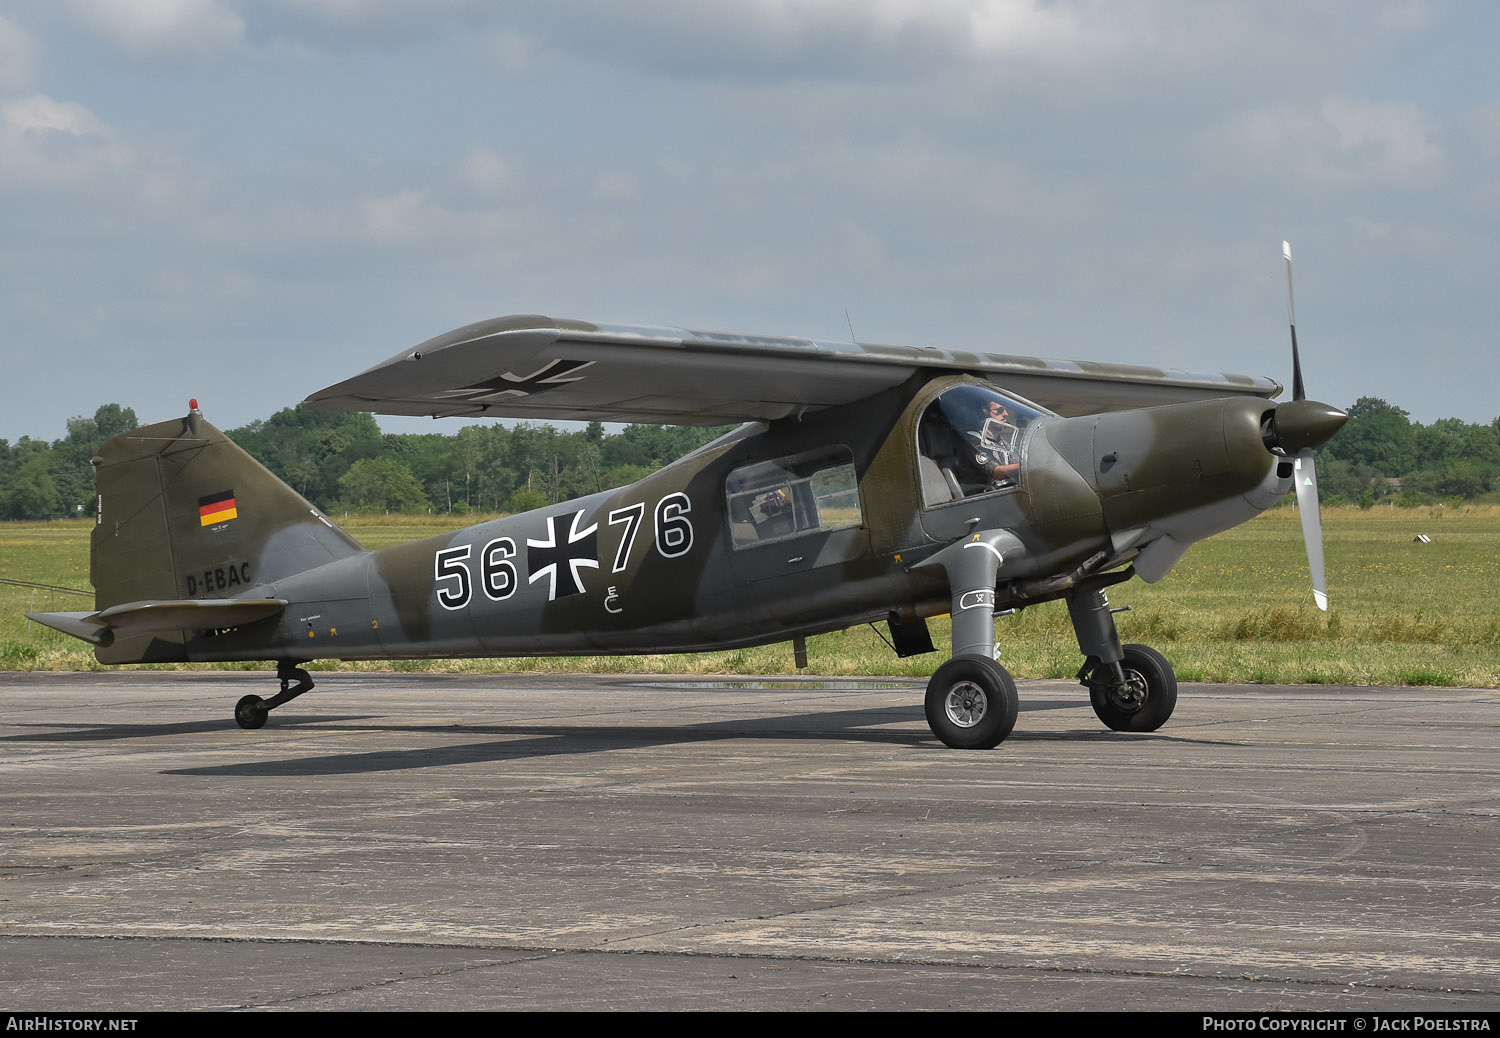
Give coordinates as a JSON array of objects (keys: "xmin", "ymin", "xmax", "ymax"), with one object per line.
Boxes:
[
  {"xmin": 138, "ymin": 699, "xmax": 1240, "ymax": 778},
  {"xmin": 3, "ymin": 718, "xmax": 255, "ymax": 742},
  {"xmin": 1, "ymin": 689, "xmax": 1082, "ymax": 747}
]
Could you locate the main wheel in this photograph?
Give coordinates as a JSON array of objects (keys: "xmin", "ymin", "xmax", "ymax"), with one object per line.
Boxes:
[
  {"xmin": 1089, "ymin": 643, "xmax": 1177, "ymax": 732},
  {"xmin": 924, "ymin": 654, "xmax": 1020, "ymax": 749},
  {"xmin": 234, "ymin": 694, "xmax": 268, "ymax": 730}
]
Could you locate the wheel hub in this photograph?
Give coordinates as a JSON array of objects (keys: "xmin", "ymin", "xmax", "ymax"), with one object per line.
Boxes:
[
  {"xmin": 943, "ymin": 680, "xmax": 988, "ymax": 728},
  {"xmin": 1105, "ymin": 668, "xmax": 1148, "ymax": 712}
]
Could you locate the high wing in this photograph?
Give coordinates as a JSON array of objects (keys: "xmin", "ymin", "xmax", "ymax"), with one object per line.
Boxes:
[{"xmin": 304, "ymin": 315, "xmax": 1282, "ymax": 423}]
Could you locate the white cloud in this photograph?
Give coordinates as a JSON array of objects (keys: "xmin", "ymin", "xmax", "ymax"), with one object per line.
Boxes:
[
  {"xmin": 275, "ymin": 0, "xmax": 470, "ymax": 22},
  {"xmin": 1, "ymin": 0, "xmax": 1494, "ymax": 439},
  {"xmin": 2, "ymin": 94, "xmax": 105, "ymax": 136},
  {"xmin": 699, "ymin": 0, "xmax": 1132, "ymax": 63},
  {"xmin": 0, "ymin": 14, "xmax": 34, "ymax": 90},
  {"xmin": 1462, "ymin": 98, "xmax": 1500, "ymax": 158},
  {"xmin": 278, "ymin": 0, "xmax": 409, "ymax": 17},
  {"xmin": 1374, "ymin": 0, "xmax": 1430, "ymax": 32},
  {"xmin": 1351, "ymin": 216, "xmax": 1392, "ymax": 241},
  {"xmin": 480, "ymin": 30, "xmax": 537, "ymax": 74},
  {"xmin": 460, "ymin": 147, "xmax": 517, "ymax": 197},
  {"xmin": 1199, "ymin": 97, "xmax": 1443, "ymax": 190},
  {"xmin": 0, "ymin": 91, "xmax": 221, "ymax": 252},
  {"xmin": 0, "ymin": 94, "xmax": 126, "ymax": 189},
  {"xmin": 965, "ymin": 0, "xmax": 1123, "ymax": 61},
  {"xmin": 359, "ymin": 189, "xmax": 434, "ymax": 244},
  {"xmin": 1320, "ymin": 98, "xmax": 1441, "ymax": 182},
  {"xmin": 67, "ymin": 0, "xmax": 244, "ymax": 56},
  {"xmin": 356, "ymin": 185, "xmax": 523, "ymax": 248},
  {"xmin": 442, "ymin": 0, "xmax": 1148, "ymax": 83},
  {"xmin": 588, "ymin": 171, "xmax": 639, "ymax": 203}
]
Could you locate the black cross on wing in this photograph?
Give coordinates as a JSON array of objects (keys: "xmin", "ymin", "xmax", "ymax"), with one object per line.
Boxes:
[{"xmin": 442, "ymin": 359, "xmax": 596, "ymax": 401}]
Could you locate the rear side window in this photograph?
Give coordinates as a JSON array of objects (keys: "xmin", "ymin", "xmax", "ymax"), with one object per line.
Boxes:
[{"xmin": 725, "ymin": 446, "xmax": 862, "ymax": 548}]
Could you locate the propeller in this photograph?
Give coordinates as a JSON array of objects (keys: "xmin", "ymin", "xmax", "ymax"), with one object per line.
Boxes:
[{"xmin": 1270, "ymin": 241, "xmax": 1346, "ymax": 611}]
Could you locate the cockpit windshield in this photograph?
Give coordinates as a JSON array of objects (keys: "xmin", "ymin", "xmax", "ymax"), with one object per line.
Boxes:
[{"xmin": 917, "ymin": 384, "xmax": 1047, "ymax": 505}]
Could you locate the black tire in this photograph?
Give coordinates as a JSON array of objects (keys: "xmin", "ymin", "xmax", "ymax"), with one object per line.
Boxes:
[
  {"xmin": 1089, "ymin": 643, "xmax": 1177, "ymax": 732},
  {"xmin": 924, "ymin": 654, "xmax": 1020, "ymax": 749},
  {"xmin": 234, "ymin": 694, "xmax": 268, "ymax": 730}
]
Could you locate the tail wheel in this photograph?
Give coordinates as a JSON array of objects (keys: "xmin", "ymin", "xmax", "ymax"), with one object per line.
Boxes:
[
  {"xmin": 1088, "ymin": 643, "xmax": 1177, "ymax": 732},
  {"xmin": 924, "ymin": 654, "xmax": 1019, "ymax": 749},
  {"xmin": 234, "ymin": 695, "xmax": 268, "ymax": 730}
]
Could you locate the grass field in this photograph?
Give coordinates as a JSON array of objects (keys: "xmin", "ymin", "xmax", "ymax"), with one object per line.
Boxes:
[{"xmin": 2, "ymin": 506, "xmax": 1497, "ymax": 686}]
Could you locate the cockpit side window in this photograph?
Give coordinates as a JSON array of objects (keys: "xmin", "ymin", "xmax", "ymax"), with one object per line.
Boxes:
[{"xmin": 917, "ymin": 385, "xmax": 1045, "ymax": 506}]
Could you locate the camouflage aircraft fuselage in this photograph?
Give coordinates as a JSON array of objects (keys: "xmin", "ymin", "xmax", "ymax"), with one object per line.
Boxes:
[{"xmin": 89, "ymin": 373, "xmax": 1296, "ymax": 668}]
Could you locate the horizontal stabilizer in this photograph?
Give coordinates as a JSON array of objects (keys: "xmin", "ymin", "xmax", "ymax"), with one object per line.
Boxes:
[
  {"xmin": 96, "ymin": 598, "xmax": 288, "ymax": 631},
  {"xmin": 29, "ymin": 598, "xmax": 287, "ymax": 647},
  {"xmin": 27, "ymin": 611, "xmax": 112, "ymax": 646}
]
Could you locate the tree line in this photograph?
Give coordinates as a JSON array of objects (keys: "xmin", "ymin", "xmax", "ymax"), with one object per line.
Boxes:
[
  {"xmin": 0, "ymin": 403, "xmax": 729, "ymax": 520},
  {"xmin": 2, "ymin": 396, "xmax": 1497, "ymax": 521},
  {"xmin": 1312, "ymin": 397, "xmax": 1500, "ymax": 507}
]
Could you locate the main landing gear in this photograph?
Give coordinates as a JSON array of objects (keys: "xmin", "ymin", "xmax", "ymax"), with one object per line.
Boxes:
[
  {"xmin": 234, "ymin": 660, "xmax": 316, "ymax": 729},
  {"xmin": 914, "ymin": 530, "xmax": 1025, "ymax": 749},
  {"xmin": 914, "ymin": 535, "xmax": 1177, "ymax": 748}
]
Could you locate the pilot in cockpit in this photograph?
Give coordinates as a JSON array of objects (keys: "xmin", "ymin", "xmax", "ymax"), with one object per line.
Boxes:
[
  {"xmin": 918, "ymin": 384, "xmax": 1038, "ymax": 501},
  {"xmin": 970, "ymin": 398, "xmax": 1021, "ymax": 487}
]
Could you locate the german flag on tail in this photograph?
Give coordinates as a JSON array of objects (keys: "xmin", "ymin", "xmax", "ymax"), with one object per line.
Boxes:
[{"xmin": 199, "ymin": 490, "xmax": 238, "ymax": 527}]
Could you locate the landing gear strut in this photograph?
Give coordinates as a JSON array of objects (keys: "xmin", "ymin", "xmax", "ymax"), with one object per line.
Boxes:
[
  {"xmin": 912, "ymin": 528, "xmax": 1026, "ymax": 748},
  {"xmin": 1068, "ymin": 586, "xmax": 1178, "ymax": 733},
  {"xmin": 234, "ymin": 661, "xmax": 316, "ymax": 730}
]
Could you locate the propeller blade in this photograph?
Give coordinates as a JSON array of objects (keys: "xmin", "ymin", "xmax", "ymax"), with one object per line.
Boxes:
[
  {"xmin": 1283, "ymin": 241, "xmax": 1334, "ymax": 611},
  {"xmin": 1283, "ymin": 241, "xmax": 1306, "ymax": 402},
  {"xmin": 1294, "ymin": 450, "xmax": 1328, "ymax": 611}
]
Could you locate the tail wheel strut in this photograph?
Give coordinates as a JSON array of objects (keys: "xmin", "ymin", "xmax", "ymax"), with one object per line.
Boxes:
[{"xmin": 234, "ymin": 662, "xmax": 315, "ymax": 730}]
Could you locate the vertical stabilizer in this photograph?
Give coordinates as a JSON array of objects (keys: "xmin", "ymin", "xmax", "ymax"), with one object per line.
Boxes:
[{"xmin": 90, "ymin": 405, "xmax": 364, "ymax": 659}]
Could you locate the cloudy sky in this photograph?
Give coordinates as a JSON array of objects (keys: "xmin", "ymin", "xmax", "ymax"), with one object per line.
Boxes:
[{"xmin": 2, "ymin": 0, "xmax": 1496, "ymax": 442}]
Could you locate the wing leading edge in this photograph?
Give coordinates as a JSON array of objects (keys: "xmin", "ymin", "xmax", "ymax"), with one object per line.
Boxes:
[{"xmin": 304, "ymin": 315, "xmax": 1282, "ymax": 423}]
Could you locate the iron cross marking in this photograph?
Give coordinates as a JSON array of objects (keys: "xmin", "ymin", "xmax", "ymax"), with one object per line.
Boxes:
[
  {"xmin": 452, "ymin": 359, "xmax": 595, "ymax": 400},
  {"xmin": 527, "ymin": 510, "xmax": 600, "ymax": 600}
]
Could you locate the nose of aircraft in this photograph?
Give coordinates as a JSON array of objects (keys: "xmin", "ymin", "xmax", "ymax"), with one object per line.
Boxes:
[{"xmin": 1264, "ymin": 399, "xmax": 1347, "ymax": 456}]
